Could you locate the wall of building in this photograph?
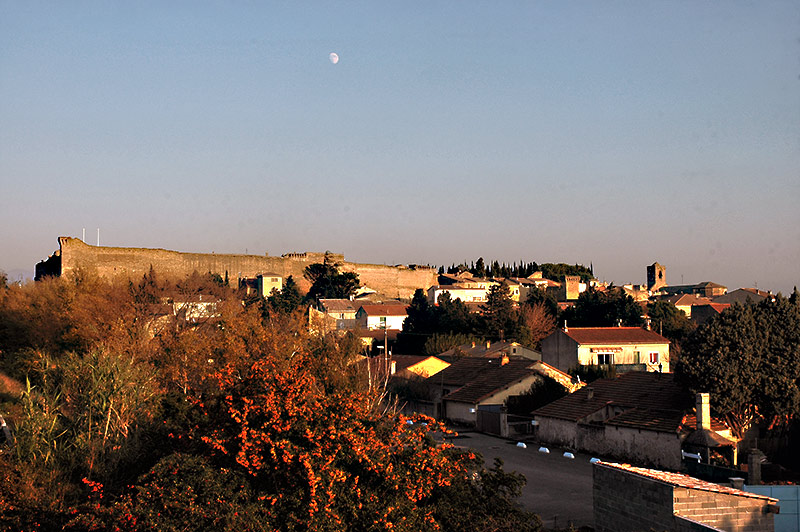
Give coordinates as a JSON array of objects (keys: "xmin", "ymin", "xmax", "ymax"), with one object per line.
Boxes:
[
  {"xmin": 594, "ymin": 463, "xmax": 677, "ymax": 532},
  {"xmin": 594, "ymin": 463, "xmax": 777, "ymax": 532},
  {"xmin": 674, "ymin": 487, "xmax": 776, "ymax": 532},
  {"xmin": 541, "ymin": 331, "xmax": 579, "ymax": 372},
  {"xmin": 576, "ymin": 342, "xmax": 670, "ymax": 372},
  {"xmin": 42, "ymin": 237, "xmax": 437, "ymax": 299}
]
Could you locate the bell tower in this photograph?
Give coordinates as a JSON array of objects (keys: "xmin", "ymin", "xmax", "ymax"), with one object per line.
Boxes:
[{"xmin": 647, "ymin": 262, "xmax": 666, "ymax": 292}]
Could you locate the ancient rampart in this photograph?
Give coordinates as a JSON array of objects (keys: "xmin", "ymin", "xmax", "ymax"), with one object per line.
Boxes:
[{"xmin": 36, "ymin": 238, "xmax": 437, "ymax": 299}]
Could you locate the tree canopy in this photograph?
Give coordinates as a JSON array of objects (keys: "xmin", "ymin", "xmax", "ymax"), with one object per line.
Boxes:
[
  {"xmin": 0, "ymin": 273, "xmax": 541, "ymax": 531},
  {"xmin": 559, "ymin": 287, "xmax": 644, "ymax": 328},
  {"xmin": 303, "ymin": 254, "xmax": 360, "ymax": 301},
  {"xmin": 677, "ymin": 294, "xmax": 800, "ymax": 437}
]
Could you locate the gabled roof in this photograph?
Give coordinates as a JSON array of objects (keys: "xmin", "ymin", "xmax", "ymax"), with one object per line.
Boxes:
[
  {"xmin": 596, "ymin": 462, "xmax": 777, "ymax": 501},
  {"xmin": 442, "ymin": 359, "xmax": 539, "ymax": 404},
  {"xmin": 664, "ymin": 294, "xmax": 711, "ymax": 307},
  {"xmin": 434, "ymin": 357, "xmax": 521, "ymax": 387},
  {"xmin": 712, "ymin": 288, "xmax": 770, "ymax": 305},
  {"xmin": 436, "ymin": 341, "xmax": 538, "ymax": 360},
  {"xmin": 319, "ymin": 299, "xmax": 358, "ymax": 312},
  {"xmin": 533, "ymin": 372, "xmax": 691, "ymax": 425},
  {"xmin": 357, "ymin": 304, "xmax": 408, "ymax": 317},
  {"xmin": 560, "ymin": 327, "xmax": 669, "ymax": 345}
]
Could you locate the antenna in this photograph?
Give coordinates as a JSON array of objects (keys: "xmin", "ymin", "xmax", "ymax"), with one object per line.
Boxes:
[{"xmin": 97, "ymin": 228, "xmax": 100, "ymax": 246}]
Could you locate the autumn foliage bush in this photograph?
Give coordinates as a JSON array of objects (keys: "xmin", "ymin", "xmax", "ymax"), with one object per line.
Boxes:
[{"xmin": 0, "ymin": 273, "xmax": 540, "ymax": 531}]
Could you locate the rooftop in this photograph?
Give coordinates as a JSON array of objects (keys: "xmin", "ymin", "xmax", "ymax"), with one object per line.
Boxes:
[
  {"xmin": 596, "ymin": 462, "xmax": 777, "ymax": 501},
  {"xmin": 561, "ymin": 327, "xmax": 669, "ymax": 345}
]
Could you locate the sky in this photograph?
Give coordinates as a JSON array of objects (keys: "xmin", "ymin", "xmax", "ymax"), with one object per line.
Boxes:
[{"xmin": 1, "ymin": 2, "xmax": 799, "ymax": 293}]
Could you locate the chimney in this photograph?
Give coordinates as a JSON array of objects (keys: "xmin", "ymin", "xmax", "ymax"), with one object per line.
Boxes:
[
  {"xmin": 696, "ymin": 393, "xmax": 710, "ymax": 431},
  {"xmin": 390, "ymin": 360, "xmax": 396, "ymax": 375},
  {"xmin": 500, "ymin": 354, "xmax": 509, "ymax": 366},
  {"xmin": 471, "ymin": 341, "xmax": 476, "ymax": 348},
  {"xmin": 486, "ymin": 341, "xmax": 491, "ymax": 350}
]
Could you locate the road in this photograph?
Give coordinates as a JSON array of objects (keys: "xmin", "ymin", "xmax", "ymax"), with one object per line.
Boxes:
[{"xmin": 448, "ymin": 431, "xmax": 595, "ymax": 529}]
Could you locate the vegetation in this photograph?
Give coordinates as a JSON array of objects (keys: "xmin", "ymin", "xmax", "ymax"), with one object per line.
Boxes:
[
  {"xmin": 559, "ymin": 287, "xmax": 644, "ymax": 328},
  {"xmin": 677, "ymin": 292, "xmax": 800, "ymax": 439},
  {"xmin": 0, "ymin": 273, "xmax": 541, "ymax": 531},
  {"xmin": 304, "ymin": 253, "xmax": 360, "ymax": 301}
]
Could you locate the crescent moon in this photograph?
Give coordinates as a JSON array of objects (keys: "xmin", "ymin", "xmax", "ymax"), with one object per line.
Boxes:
[{"xmin": 329, "ymin": 52, "xmax": 339, "ymax": 64}]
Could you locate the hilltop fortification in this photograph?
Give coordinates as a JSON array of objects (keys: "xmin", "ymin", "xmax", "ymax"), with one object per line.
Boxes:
[{"xmin": 36, "ymin": 237, "xmax": 437, "ymax": 299}]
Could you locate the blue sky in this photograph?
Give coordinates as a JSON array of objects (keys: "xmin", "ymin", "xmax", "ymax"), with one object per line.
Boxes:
[{"xmin": 1, "ymin": 2, "xmax": 798, "ymax": 293}]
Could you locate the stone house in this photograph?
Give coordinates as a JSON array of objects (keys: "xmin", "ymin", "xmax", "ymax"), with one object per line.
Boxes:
[
  {"xmin": 541, "ymin": 326, "xmax": 670, "ymax": 373},
  {"xmin": 533, "ymin": 372, "xmax": 735, "ymax": 470},
  {"xmin": 594, "ymin": 461, "xmax": 779, "ymax": 532}
]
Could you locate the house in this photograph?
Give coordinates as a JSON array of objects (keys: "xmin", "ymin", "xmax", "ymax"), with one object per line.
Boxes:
[
  {"xmin": 355, "ymin": 303, "xmax": 408, "ymax": 331},
  {"xmin": 690, "ymin": 302, "xmax": 731, "ymax": 325},
  {"xmin": 594, "ymin": 462, "xmax": 779, "ymax": 532},
  {"xmin": 661, "ymin": 281, "xmax": 727, "ymax": 298},
  {"xmin": 713, "ymin": 287, "xmax": 773, "ymax": 305},
  {"xmin": 662, "ymin": 293, "xmax": 711, "ymax": 319},
  {"xmin": 163, "ymin": 294, "xmax": 221, "ymax": 323},
  {"xmin": 437, "ymin": 357, "xmax": 548, "ymax": 425},
  {"xmin": 532, "ymin": 372, "xmax": 735, "ymax": 470},
  {"xmin": 257, "ymin": 273, "xmax": 283, "ymax": 298},
  {"xmin": 436, "ymin": 340, "xmax": 542, "ymax": 362},
  {"xmin": 541, "ymin": 326, "xmax": 670, "ymax": 373},
  {"xmin": 317, "ymin": 299, "xmax": 359, "ymax": 329}
]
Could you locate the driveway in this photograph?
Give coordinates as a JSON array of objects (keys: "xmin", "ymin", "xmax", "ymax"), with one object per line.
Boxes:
[{"xmin": 449, "ymin": 431, "xmax": 595, "ymax": 529}]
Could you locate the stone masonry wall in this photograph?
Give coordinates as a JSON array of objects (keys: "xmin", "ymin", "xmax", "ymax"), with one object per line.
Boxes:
[{"xmin": 48, "ymin": 238, "xmax": 437, "ymax": 299}]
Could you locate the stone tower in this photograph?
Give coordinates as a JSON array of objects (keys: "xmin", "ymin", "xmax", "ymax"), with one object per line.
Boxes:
[{"xmin": 647, "ymin": 262, "xmax": 666, "ymax": 292}]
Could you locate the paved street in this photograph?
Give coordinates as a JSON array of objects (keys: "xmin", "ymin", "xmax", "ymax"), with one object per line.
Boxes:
[{"xmin": 449, "ymin": 431, "xmax": 595, "ymax": 529}]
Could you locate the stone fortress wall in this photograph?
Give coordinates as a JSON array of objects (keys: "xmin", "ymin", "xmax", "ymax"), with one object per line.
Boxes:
[{"xmin": 36, "ymin": 237, "xmax": 437, "ymax": 300}]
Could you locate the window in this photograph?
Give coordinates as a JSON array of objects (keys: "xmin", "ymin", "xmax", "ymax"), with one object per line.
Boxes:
[
  {"xmin": 598, "ymin": 353, "xmax": 613, "ymax": 365},
  {"xmin": 380, "ymin": 316, "xmax": 386, "ymax": 326},
  {"xmin": 634, "ymin": 351, "xmax": 641, "ymax": 364},
  {"xmin": 650, "ymin": 352, "xmax": 659, "ymax": 364}
]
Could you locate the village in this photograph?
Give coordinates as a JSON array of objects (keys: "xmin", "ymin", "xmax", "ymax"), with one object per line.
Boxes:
[{"xmin": 13, "ymin": 239, "xmax": 799, "ymax": 531}]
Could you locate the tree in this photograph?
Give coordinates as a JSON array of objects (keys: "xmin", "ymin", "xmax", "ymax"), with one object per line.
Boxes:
[
  {"xmin": 518, "ymin": 303, "xmax": 556, "ymax": 350},
  {"xmin": 560, "ymin": 288, "xmax": 644, "ymax": 328},
  {"xmin": 472, "ymin": 257, "xmax": 486, "ymax": 278},
  {"xmin": 304, "ymin": 254, "xmax": 360, "ymax": 301},
  {"xmin": 525, "ymin": 287, "xmax": 559, "ymax": 320},
  {"xmin": 481, "ymin": 283, "xmax": 518, "ymax": 341},
  {"xmin": 677, "ymin": 295, "xmax": 800, "ymax": 438},
  {"xmin": 266, "ymin": 275, "xmax": 303, "ymax": 314}
]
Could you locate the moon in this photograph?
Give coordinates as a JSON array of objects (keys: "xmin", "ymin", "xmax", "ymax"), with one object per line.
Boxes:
[{"xmin": 329, "ymin": 52, "xmax": 339, "ymax": 64}]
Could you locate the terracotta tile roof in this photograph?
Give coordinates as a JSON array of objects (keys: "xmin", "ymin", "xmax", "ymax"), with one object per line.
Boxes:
[
  {"xmin": 434, "ymin": 357, "xmax": 511, "ymax": 388},
  {"xmin": 391, "ymin": 355, "xmax": 430, "ymax": 372},
  {"xmin": 562, "ymin": 327, "xmax": 669, "ymax": 345},
  {"xmin": 605, "ymin": 407, "xmax": 685, "ymax": 433},
  {"xmin": 665, "ymin": 294, "xmax": 711, "ymax": 307},
  {"xmin": 529, "ymin": 360, "xmax": 584, "ymax": 392},
  {"xmin": 357, "ymin": 304, "xmax": 408, "ymax": 317},
  {"xmin": 442, "ymin": 359, "xmax": 539, "ymax": 404},
  {"xmin": 533, "ymin": 372, "xmax": 691, "ymax": 427},
  {"xmin": 596, "ymin": 462, "xmax": 777, "ymax": 502}
]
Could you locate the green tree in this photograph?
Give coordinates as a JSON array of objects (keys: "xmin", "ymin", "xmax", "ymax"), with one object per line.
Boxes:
[
  {"xmin": 560, "ymin": 288, "xmax": 644, "ymax": 328},
  {"xmin": 525, "ymin": 287, "xmax": 559, "ymax": 319},
  {"xmin": 481, "ymin": 283, "xmax": 518, "ymax": 341},
  {"xmin": 266, "ymin": 275, "xmax": 303, "ymax": 314},
  {"xmin": 677, "ymin": 295, "xmax": 800, "ymax": 437},
  {"xmin": 304, "ymin": 255, "xmax": 360, "ymax": 301}
]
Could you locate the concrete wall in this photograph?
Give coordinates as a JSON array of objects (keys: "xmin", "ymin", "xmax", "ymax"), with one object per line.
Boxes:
[
  {"xmin": 44, "ymin": 237, "xmax": 437, "ymax": 299},
  {"xmin": 541, "ymin": 331, "xmax": 579, "ymax": 371},
  {"xmin": 536, "ymin": 417, "xmax": 682, "ymax": 469},
  {"xmin": 577, "ymin": 342, "xmax": 670, "ymax": 372}
]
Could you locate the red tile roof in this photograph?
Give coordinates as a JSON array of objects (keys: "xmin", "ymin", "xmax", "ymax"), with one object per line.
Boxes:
[
  {"xmin": 357, "ymin": 304, "xmax": 408, "ymax": 316},
  {"xmin": 596, "ymin": 462, "xmax": 777, "ymax": 501},
  {"xmin": 562, "ymin": 327, "xmax": 669, "ymax": 345}
]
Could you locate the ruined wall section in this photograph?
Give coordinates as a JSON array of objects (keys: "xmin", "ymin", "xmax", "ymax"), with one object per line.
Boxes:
[{"xmin": 52, "ymin": 238, "xmax": 435, "ymax": 298}]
